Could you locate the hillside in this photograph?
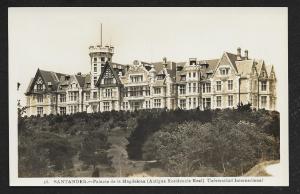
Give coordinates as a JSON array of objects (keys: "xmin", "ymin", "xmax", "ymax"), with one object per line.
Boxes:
[{"xmin": 18, "ymin": 107, "xmax": 280, "ymax": 177}]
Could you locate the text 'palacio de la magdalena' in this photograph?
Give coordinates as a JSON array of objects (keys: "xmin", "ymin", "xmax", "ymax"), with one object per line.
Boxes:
[{"xmin": 24, "ymin": 35, "xmax": 277, "ymax": 116}]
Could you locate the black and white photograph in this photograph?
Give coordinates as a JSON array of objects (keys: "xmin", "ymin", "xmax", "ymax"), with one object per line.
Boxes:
[{"xmin": 8, "ymin": 7, "xmax": 288, "ymax": 186}]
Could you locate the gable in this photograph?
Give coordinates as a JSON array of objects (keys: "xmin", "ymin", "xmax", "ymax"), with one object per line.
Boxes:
[
  {"xmin": 33, "ymin": 76, "xmax": 46, "ymax": 91},
  {"xmin": 212, "ymin": 53, "xmax": 238, "ymax": 78},
  {"xmin": 68, "ymin": 76, "xmax": 80, "ymax": 89},
  {"xmin": 96, "ymin": 62, "xmax": 121, "ymax": 87},
  {"xmin": 27, "ymin": 69, "xmax": 48, "ymax": 94},
  {"xmin": 259, "ymin": 63, "xmax": 268, "ymax": 79}
]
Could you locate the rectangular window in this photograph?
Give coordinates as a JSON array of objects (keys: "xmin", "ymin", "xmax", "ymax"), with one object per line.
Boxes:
[
  {"xmin": 193, "ymin": 72, "xmax": 196, "ymax": 78},
  {"xmin": 154, "ymin": 99, "xmax": 161, "ymax": 108},
  {"xmin": 123, "ymin": 102, "xmax": 128, "ymax": 110},
  {"xmin": 145, "ymin": 86, "xmax": 150, "ymax": 96},
  {"xmin": 189, "ymin": 72, "xmax": 191, "ymax": 78},
  {"xmin": 103, "ymin": 102, "xmax": 110, "ymax": 111},
  {"xmin": 145, "ymin": 101, "xmax": 150, "ymax": 109},
  {"xmin": 37, "ymin": 107, "xmax": 43, "ymax": 116},
  {"xmin": 261, "ymin": 96, "xmax": 267, "ymax": 108},
  {"xmin": 220, "ymin": 68, "xmax": 229, "ymax": 75},
  {"xmin": 203, "ymin": 83, "xmax": 211, "ymax": 93},
  {"xmin": 193, "ymin": 83, "xmax": 197, "ymax": 93},
  {"xmin": 36, "ymin": 84, "xmax": 44, "ymax": 91},
  {"xmin": 37, "ymin": 95, "xmax": 43, "ymax": 103},
  {"xmin": 94, "ymin": 64, "xmax": 97, "ymax": 72},
  {"xmin": 69, "ymin": 92, "xmax": 78, "ymax": 101},
  {"xmin": 104, "ymin": 78, "xmax": 113, "ymax": 84},
  {"xmin": 104, "ymin": 88, "xmax": 112, "ymax": 98},
  {"xmin": 101, "ymin": 57, "xmax": 105, "ymax": 62},
  {"xmin": 188, "ymin": 83, "xmax": 191, "ymax": 93},
  {"xmin": 228, "ymin": 80, "xmax": 233, "ymax": 91},
  {"xmin": 202, "ymin": 98, "xmax": 211, "ymax": 109},
  {"xmin": 130, "ymin": 75, "xmax": 143, "ymax": 83},
  {"xmin": 94, "ymin": 57, "xmax": 97, "ymax": 62},
  {"xmin": 154, "ymin": 87, "xmax": 161, "ymax": 94},
  {"xmin": 216, "ymin": 81, "xmax": 222, "ymax": 91},
  {"xmin": 179, "ymin": 99, "xmax": 186, "ymax": 109},
  {"xmin": 129, "ymin": 86, "xmax": 143, "ymax": 97},
  {"xmin": 74, "ymin": 106, "xmax": 77, "ymax": 113},
  {"xmin": 60, "ymin": 94, "xmax": 66, "ymax": 102},
  {"xmin": 216, "ymin": 96, "xmax": 222, "ymax": 107},
  {"xmin": 86, "ymin": 92, "xmax": 90, "ymax": 100},
  {"xmin": 157, "ymin": 75, "xmax": 165, "ymax": 80},
  {"xmin": 261, "ymin": 81, "xmax": 267, "ymax": 91},
  {"xmin": 93, "ymin": 91, "xmax": 97, "ymax": 99},
  {"xmin": 94, "ymin": 76, "xmax": 97, "ymax": 85},
  {"xmin": 228, "ymin": 95, "xmax": 233, "ymax": 107},
  {"xmin": 179, "ymin": 85, "xmax": 186, "ymax": 95},
  {"xmin": 189, "ymin": 98, "xmax": 192, "ymax": 108},
  {"xmin": 60, "ymin": 107, "xmax": 66, "ymax": 115},
  {"xmin": 193, "ymin": 97, "xmax": 196, "ymax": 108},
  {"xmin": 180, "ymin": 75, "xmax": 186, "ymax": 81}
]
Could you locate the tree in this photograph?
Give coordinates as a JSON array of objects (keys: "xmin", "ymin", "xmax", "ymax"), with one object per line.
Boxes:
[{"xmin": 79, "ymin": 131, "xmax": 109, "ymax": 169}]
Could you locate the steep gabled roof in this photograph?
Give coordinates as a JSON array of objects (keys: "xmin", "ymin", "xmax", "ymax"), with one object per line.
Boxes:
[
  {"xmin": 26, "ymin": 68, "xmax": 68, "ymax": 94},
  {"xmin": 265, "ymin": 64, "xmax": 274, "ymax": 77},
  {"xmin": 205, "ymin": 59, "xmax": 219, "ymax": 73},
  {"xmin": 224, "ymin": 52, "xmax": 239, "ymax": 72},
  {"xmin": 25, "ymin": 78, "xmax": 34, "ymax": 94},
  {"xmin": 75, "ymin": 74, "xmax": 86, "ymax": 87},
  {"xmin": 255, "ymin": 59, "xmax": 265, "ymax": 75},
  {"xmin": 96, "ymin": 62, "xmax": 122, "ymax": 87},
  {"xmin": 235, "ymin": 59, "xmax": 255, "ymax": 76}
]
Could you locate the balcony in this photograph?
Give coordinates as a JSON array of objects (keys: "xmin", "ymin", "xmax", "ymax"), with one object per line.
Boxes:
[{"xmin": 32, "ymin": 89, "xmax": 47, "ymax": 93}]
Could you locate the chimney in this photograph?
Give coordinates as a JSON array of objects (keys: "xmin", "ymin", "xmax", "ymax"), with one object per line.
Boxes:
[
  {"xmin": 163, "ymin": 57, "xmax": 167, "ymax": 68},
  {"xmin": 237, "ymin": 47, "xmax": 242, "ymax": 60},
  {"xmin": 244, "ymin": 50, "xmax": 248, "ymax": 60}
]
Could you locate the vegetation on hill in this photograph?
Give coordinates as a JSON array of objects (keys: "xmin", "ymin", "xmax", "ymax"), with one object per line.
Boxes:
[{"xmin": 18, "ymin": 106, "xmax": 280, "ymax": 177}]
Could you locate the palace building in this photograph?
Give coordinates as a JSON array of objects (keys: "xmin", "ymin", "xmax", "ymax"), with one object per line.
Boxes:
[{"xmin": 25, "ymin": 44, "xmax": 277, "ymax": 116}]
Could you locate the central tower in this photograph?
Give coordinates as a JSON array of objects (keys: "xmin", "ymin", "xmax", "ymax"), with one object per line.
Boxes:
[
  {"xmin": 89, "ymin": 44, "xmax": 114, "ymax": 89},
  {"xmin": 89, "ymin": 23, "xmax": 114, "ymax": 89}
]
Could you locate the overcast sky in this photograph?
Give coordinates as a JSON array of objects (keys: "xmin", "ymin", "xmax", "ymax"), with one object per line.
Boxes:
[{"xmin": 9, "ymin": 7, "xmax": 287, "ymax": 106}]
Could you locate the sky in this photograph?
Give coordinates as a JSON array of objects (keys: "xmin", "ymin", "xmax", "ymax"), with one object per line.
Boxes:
[{"xmin": 8, "ymin": 7, "xmax": 288, "ymax": 106}]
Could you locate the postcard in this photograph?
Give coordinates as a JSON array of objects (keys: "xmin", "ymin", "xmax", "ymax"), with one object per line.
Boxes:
[{"xmin": 9, "ymin": 7, "xmax": 288, "ymax": 186}]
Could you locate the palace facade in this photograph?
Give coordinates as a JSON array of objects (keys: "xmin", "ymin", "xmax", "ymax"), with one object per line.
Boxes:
[{"xmin": 25, "ymin": 45, "xmax": 276, "ymax": 116}]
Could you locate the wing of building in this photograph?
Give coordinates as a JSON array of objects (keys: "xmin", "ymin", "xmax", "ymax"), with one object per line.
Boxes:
[{"xmin": 25, "ymin": 46, "xmax": 277, "ymax": 116}]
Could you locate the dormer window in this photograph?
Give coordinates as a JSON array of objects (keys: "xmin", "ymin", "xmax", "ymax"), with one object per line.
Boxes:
[
  {"xmin": 220, "ymin": 68, "xmax": 229, "ymax": 75},
  {"xmin": 36, "ymin": 84, "xmax": 43, "ymax": 91},
  {"xmin": 177, "ymin": 66, "xmax": 183, "ymax": 71},
  {"xmin": 104, "ymin": 78, "xmax": 113, "ymax": 84},
  {"xmin": 130, "ymin": 75, "xmax": 143, "ymax": 83},
  {"xmin": 189, "ymin": 58, "xmax": 197, "ymax": 66},
  {"xmin": 180, "ymin": 75, "xmax": 186, "ymax": 81},
  {"xmin": 157, "ymin": 74, "xmax": 165, "ymax": 80}
]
